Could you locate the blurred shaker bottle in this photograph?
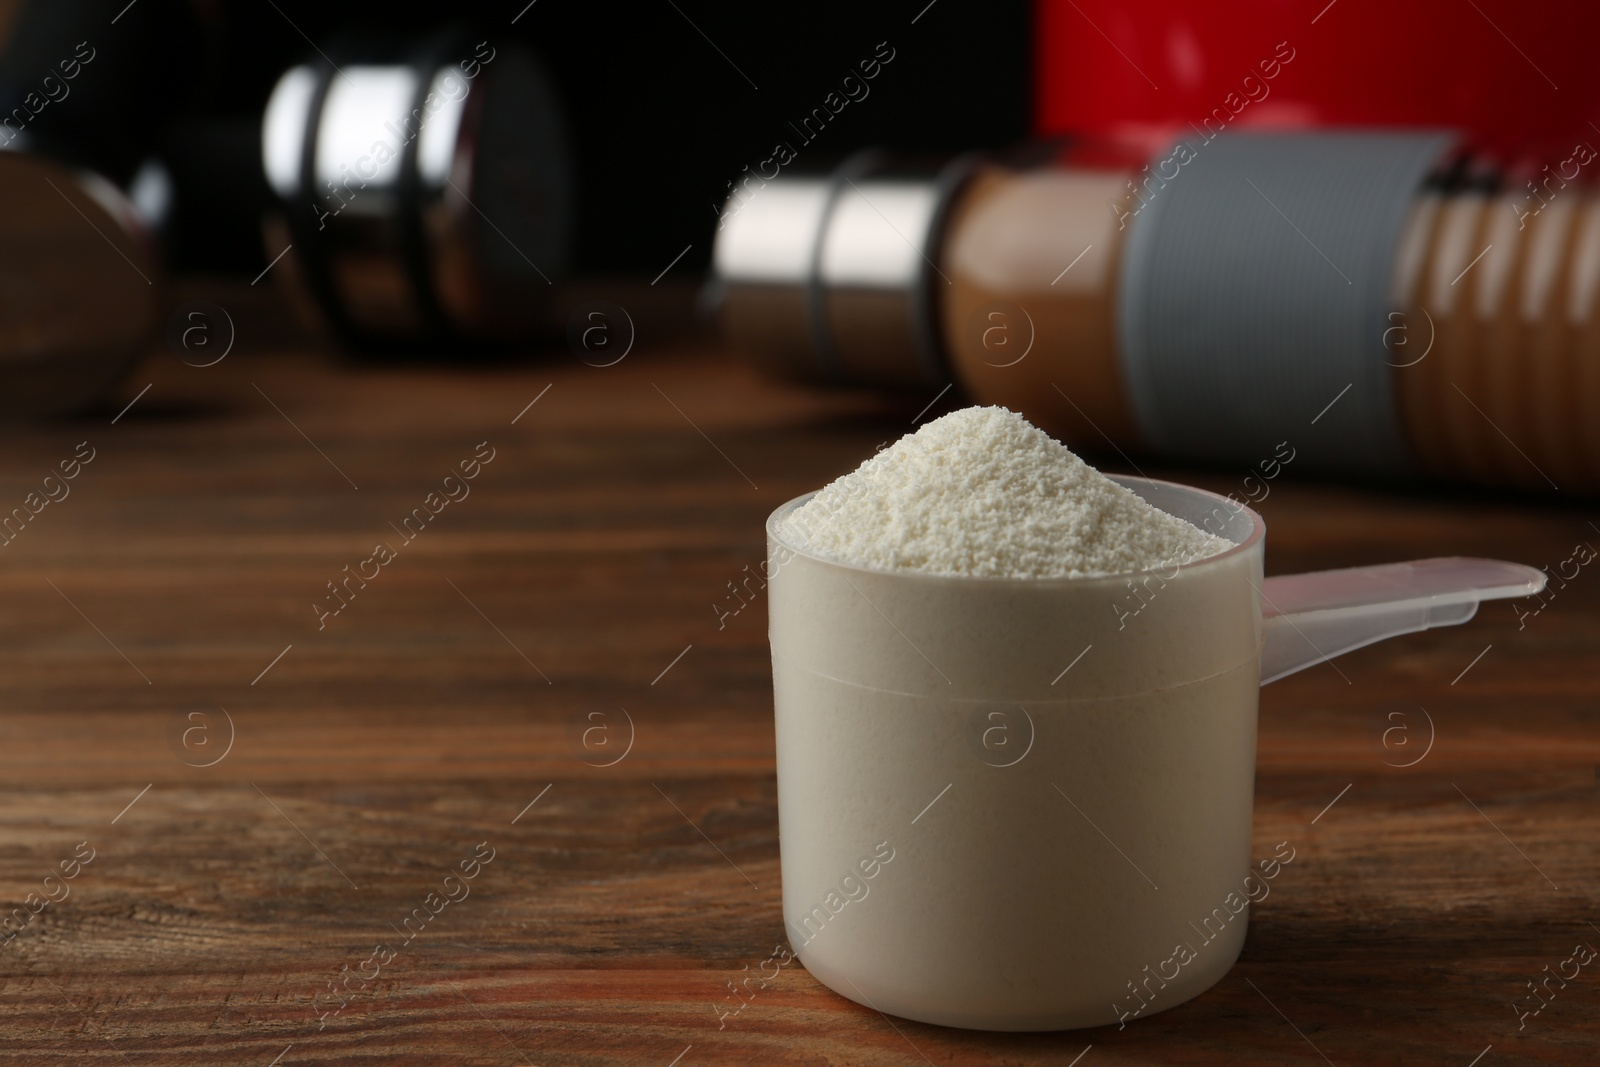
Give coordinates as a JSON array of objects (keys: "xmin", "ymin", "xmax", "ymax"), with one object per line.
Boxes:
[{"xmin": 712, "ymin": 133, "xmax": 1600, "ymax": 491}]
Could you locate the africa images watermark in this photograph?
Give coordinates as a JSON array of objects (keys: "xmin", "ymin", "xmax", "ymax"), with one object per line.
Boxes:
[
  {"xmin": 0, "ymin": 442, "xmax": 96, "ymax": 549},
  {"xmin": 310, "ymin": 840, "xmax": 497, "ymax": 1028},
  {"xmin": 713, "ymin": 941, "xmax": 799, "ymax": 1029},
  {"xmin": 1111, "ymin": 40, "xmax": 1298, "ymax": 230},
  {"xmin": 0, "ymin": 841, "xmax": 97, "ymax": 950},
  {"xmin": 1513, "ymin": 937, "xmax": 1596, "ymax": 1031},
  {"xmin": 714, "ymin": 554, "xmax": 782, "ymax": 631},
  {"xmin": 1114, "ymin": 840, "xmax": 1297, "ymax": 1028},
  {"xmin": 784, "ymin": 839, "xmax": 897, "ymax": 951},
  {"xmin": 1511, "ymin": 140, "xmax": 1597, "ymax": 230},
  {"xmin": 1197, "ymin": 440, "xmax": 1297, "ymax": 537},
  {"xmin": 1513, "ymin": 534, "xmax": 1596, "ymax": 631},
  {"xmin": 312, "ymin": 41, "xmax": 497, "ymax": 230},
  {"xmin": 710, "ymin": 40, "xmax": 897, "ymax": 230},
  {"xmin": 313, "ymin": 441, "xmax": 496, "ymax": 629},
  {"xmin": 0, "ymin": 40, "xmax": 96, "ymax": 148}
]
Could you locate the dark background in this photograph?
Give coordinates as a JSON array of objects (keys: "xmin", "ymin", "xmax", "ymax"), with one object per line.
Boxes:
[{"xmin": 0, "ymin": 0, "xmax": 1030, "ymax": 275}]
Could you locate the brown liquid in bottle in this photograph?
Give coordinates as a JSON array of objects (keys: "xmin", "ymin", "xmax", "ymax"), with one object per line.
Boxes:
[
  {"xmin": 939, "ymin": 164, "xmax": 1142, "ymax": 451},
  {"xmin": 1392, "ymin": 188, "xmax": 1600, "ymax": 488},
  {"xmin": 939, "ymin": 162, "xmax": 1600, "ymax": 490}
]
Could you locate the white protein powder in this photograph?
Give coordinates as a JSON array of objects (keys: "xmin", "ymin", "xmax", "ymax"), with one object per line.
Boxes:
[{"xmin": 782, "ymin": 406, "xmax": 1232, "ymax": 579}]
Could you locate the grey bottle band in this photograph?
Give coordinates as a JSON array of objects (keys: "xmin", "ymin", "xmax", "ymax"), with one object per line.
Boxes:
[{"xmin": 1116, "ymin": 131, "xmax": 1456, "ymax": 473}]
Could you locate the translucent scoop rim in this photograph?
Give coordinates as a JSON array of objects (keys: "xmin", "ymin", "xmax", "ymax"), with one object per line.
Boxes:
[{"xmin": 766, "ymin": 474, "xmax": 1265, "ymax": 586}]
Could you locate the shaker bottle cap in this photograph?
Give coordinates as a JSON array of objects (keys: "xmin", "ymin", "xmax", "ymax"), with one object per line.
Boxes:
[{"xmin": 713, "ymin": 151, "xmax": 977, "ymax": 389}]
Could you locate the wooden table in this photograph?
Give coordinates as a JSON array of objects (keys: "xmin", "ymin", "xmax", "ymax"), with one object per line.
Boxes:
[{"xmin": 1, "ymin": 292, "xmax": 1596, "ymax": 1065}]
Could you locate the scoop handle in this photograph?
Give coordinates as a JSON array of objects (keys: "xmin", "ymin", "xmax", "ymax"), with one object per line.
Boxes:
[{"xmin": 1257, "ymin": 557, "xmax": 1546, "ymax": 685}]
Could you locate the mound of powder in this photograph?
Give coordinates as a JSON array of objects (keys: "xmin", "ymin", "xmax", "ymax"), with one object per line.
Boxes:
[{"xmin": 781, "ymin": 406, "xmax": 1232, "ymax": 579}]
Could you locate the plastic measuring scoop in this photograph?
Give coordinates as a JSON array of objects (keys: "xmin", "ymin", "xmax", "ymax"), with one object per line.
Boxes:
[
  {"xmin": 763, "ymin": 476, "xmax": 1550, "ymax": 1033},
  {"xmin": 1257, "ymin": 557, "xmax": 1547, "ymax": 684}
]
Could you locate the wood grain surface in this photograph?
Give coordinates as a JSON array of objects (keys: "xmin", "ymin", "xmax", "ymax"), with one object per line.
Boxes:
[{"xmin": 0, "ymin": 291, "xmax": 1597, "ymax": 1065}]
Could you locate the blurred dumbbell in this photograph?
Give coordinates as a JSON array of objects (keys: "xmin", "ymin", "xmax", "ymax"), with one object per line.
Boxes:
[{"xmin": 258, "ymin": 30, "xmax": 574, "ymax": 348}]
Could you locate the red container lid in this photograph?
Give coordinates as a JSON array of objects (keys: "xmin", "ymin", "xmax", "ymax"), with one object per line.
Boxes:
[{"xmin": 1035, "ymin": 0, "xmax": 1600, "ymax": 163}]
